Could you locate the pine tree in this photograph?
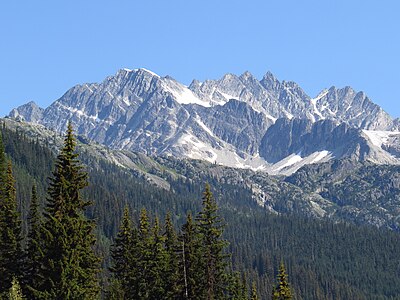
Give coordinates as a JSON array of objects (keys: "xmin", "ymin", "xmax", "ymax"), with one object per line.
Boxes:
[
  {"xmin": 24, "ymin": 184, "xmax": 43, "ymax": 298},
  {"xmin": 0, "ymin": 162, "xmax": 23, "ymax": 294},
  {"xmin": 33, "ymin": 122, "xmax": 100, "ymax": 299},
  {"xmin": 272, "ymin": 262, "xmax": 293, "ymax": 300},
  {"xmin": 195, "ymin": 184, "xmax": 229, "ymax": 300}
]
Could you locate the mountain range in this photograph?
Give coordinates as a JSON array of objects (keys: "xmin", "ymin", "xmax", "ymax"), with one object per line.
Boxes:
[{"xmin": 9, "ymin": 68, "xmax": 400, "ymax": 174}]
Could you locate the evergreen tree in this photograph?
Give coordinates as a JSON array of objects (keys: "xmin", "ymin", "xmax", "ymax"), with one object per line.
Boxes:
[
  {"xmin": 0, "ymin": 162, "xmax": 23, "ymax": 293},
  {"xmin": 8, "ymin": 277, "xmax": 24, "ymax": 300},
  {"xmin": 109, "ymin": 206, "xmax": 138, "ymax": 299},
  {"xmin": 227, "ymin": 272, "xmax": 248, "ymax": 300},
  {"xmin": 110, "ymin": 206, "xmax": 133, "ymax": 284},
  {"xmin": 0, "ymin": 132, "xmax": 6, "ymax": 198},
  {"xmin": 272, "ymin": 262, "xmax": 292, "ymax": 300},
  {"xmin": 34, "ymin": 122, "xmax": 100, "ymax": 299},
  {"xmin": 250, "ymin": 282, "xmax": 259, "ymax": 300},
  {"xmin": 163, "ymin": 212, "xmax": 180, "ymax": 299},
  {"xmin": 195, "ymin": 184, "xmax": 229, "ymax": 300},
  {"xmin": 147, "ymin": 216, "xmax": 167, "ymax": 299},
  {"xmin": 137, "ymin": 208, "xmax": 152, "ymax": 299},
  {"xmin": 24, "ymin": 184, "xmax": 43, "ymax": 298},
  {"xmin": 179, "ymin": 212, "xmax": 202, "ymax": 300}
]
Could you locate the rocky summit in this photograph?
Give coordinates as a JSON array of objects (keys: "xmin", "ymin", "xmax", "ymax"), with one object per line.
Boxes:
[{"xmin": 9, "ymin": 68, "xmax": 400, "ymax": 174}]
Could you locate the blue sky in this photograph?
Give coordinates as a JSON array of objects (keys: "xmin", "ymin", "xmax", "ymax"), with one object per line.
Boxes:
[{"xmin": 1, "ymin": 0, "xmax": 399, "ymax": 118}]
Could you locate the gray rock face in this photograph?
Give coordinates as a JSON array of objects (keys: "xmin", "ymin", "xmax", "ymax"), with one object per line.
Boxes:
[
  {"xmin": 9, "ymin": 101, "xmax": 43, "ymax": 123},
  {"xmin": 259, "ymin": 118, "xmax": 386, "ymax": 163},
  {"xmin": 8, "ymin": 68, "xmax": 400, "ymax": 173}
]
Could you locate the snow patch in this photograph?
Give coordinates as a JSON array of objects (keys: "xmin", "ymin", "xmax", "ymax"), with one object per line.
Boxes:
[
  {"xmin": 310, "ymin": 90, "xmax": 327, "ymax": 120},
  {"xmin": 274, "ymin": 154, "xmax": 303, "ymax": 171},
  {"xmin": 139, "ymin": 68, "xmax": 160, "ymax": 78},
  {"xmin": 195, "ymin": 117, "xmax": 215, "ymax": 137},
  {"xmin": 162, "ymin": 79, "xmax": 210, "ymax": 107},
  {"xmin": 310, "ymin": 150, "xmax": 330, "ymax": 164},
  {"xmin": 362, "ymin": 130, "xmax": 400, "ymax": 148}
]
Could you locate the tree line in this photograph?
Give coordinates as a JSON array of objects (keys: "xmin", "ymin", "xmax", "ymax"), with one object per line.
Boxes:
[{"xmin": 0, "ymin": 123, "xmax": 291, "ymax": 299}]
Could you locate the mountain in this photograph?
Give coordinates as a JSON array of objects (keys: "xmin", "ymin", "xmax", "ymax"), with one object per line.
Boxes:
[
  {"xmin": 9, "ymin": 101, "xmax": 44, "ymax": 123},
  {"xmin": 9, "ymin": 68, "xmax": 400, "ymax": 173},
  {"xmin": 3, "ymin": 117, "xmax": 400, "ymax": 230}
]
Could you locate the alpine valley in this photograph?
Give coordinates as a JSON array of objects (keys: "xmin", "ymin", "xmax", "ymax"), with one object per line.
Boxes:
[{"xmin": 3, "ymin": 68, "xmax": 400, "ymax": 299}]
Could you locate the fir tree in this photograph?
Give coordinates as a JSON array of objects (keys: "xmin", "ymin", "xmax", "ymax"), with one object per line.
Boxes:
[
  {"xmin": 109, "ymin": 206, "xmax": 138, "ymax": 299},
  {"xmin": 0, "ymin": 162, "xmax": 23, "ymax": 293},
  {"xmin": 179, "ymin": 212, "xmax": 202, "ymax": 300},
  {"xmin": 250, "ymin": 281, "xmax": 259, "ymax": 300},
  {"xmin": 8, "ymin": 277, "xmax": 24, "ymax": 300},
  {"xmin": 0, "ymin": 132, "xmax": 6, "ymax": 198},
  {"xmin": 163, "ymin": 212, "xmax": 180, "ymax": 299},
  {"xmin": 195, "ymin": 184, "xmax": 229, "ymax": 300},
  {"xmin": 137, "ymin": 208, "xmax": 152, "ymax": 299},
  {"xmin": 34, "ymin": 122, "xmax": 100, "ymax": 299},
  {"xmin": 24, "ymin": 184, "xmax": 43, "ymax": 298},
  {"xmin": 227, "ymin": 272, "xmax": 248, "ymax": 300},
  {"xmin": 147, "ymin": 216, "xmax": 167, "ymax": 299},
  {"xmin": 272, "ymin": 262, "xmax": 293, "ymax": 300},
  {"xmin": 110, "ymin": 206, "xmax": 133, "ymax": 284}
]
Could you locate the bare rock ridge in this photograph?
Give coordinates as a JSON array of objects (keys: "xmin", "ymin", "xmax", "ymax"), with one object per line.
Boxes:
[{"xmin": 9, "ymin": 68, "xmax": 400, "ymax": 174}]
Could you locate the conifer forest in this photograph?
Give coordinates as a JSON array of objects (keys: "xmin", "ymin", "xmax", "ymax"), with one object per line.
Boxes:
[{"xmin": 1, "ymin": 122, "xmax": 400, "ymax": 299}]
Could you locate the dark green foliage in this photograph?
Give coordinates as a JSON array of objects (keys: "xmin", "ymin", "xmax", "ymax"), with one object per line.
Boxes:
[
  {"xmin": 23, "ymin": 184, "xmax": 43, "ymax": 298},
  {"xmin": 33, "ymin": 123, "xmax": 100, "ymax": 299},
  {"xmin": 250, "ymin": 282, "xmax": 259, "ymax": 300},
  {"xmin": 109, "ymin": 206, "xmax": 133, "ymax": 285},
  {"xmin": 272, "ymin": 262, "xmax": 292, "ymax": 300},
  {"xmin": 109, "ymin": 206, "xmax": 138, "ymax": 299},
  {"xmin": 195, "ymin": 183, "xmax": 230, "ymax": 299},
  {"xmin": 163, "ymin": 212, "xmax": 180, "ymax": 298},
  {"xmin": 0, "ymin": 132, "xmax": 6, "ymax": 197},
  {"xmin": 178, "ymin": 212, "xmax": 202, "ymax": 300},
  {"xmin": 0, "ymin": 162, "xmax": 23, "ymax": 293},
  {"xmin": 8, "ymin": 277, "xmax": 24, "ymax": 300}
]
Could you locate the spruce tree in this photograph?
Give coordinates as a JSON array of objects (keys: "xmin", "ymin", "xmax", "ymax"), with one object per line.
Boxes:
[
  {"xmin": 195, "ymin": 184, "xmax": 229, "ymax": 300},
  {"xmin": 34, "ymin": 122, "xmax": 100, "ymax": 299},
  {"xmin": 272, "ymin": 262, "xmax": 293, "ymax": 300},
  {"xmin": 24, "ymin": 184, "xmax": 43, "ymax": 298},
  {"xmin": 0, "ymin": 162, "xmax": 23, "ymax": 294}
]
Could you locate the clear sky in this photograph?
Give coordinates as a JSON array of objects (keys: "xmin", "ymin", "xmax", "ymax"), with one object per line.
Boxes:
[{"xmin": 1, "ymin": 0, "xmax": 399, "ymax": 118}]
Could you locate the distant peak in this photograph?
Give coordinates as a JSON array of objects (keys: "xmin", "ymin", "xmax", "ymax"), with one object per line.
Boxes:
[
  {"xmin": 137, "ymin": 68, "xmax": 160, "ymax": 78},
  {"xmin": 240, "ymin": 71, "xmax": 256, "ymax": 81},
  {"xmin": 118, "ymin": 68, "xmax": 161, "ymax": 79},
  {"xmin": 262, "ymin": 71, "xmax": 278, "ymax": 81},
  {"xmin": 220, "ymin": 73, "xmax": 238, "ymax": 81}
]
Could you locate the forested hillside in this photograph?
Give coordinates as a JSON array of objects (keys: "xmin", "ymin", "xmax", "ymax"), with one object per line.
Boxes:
[{"xmin": 1, "ymin": 122, "xmax": 400, "ymax": 299}]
